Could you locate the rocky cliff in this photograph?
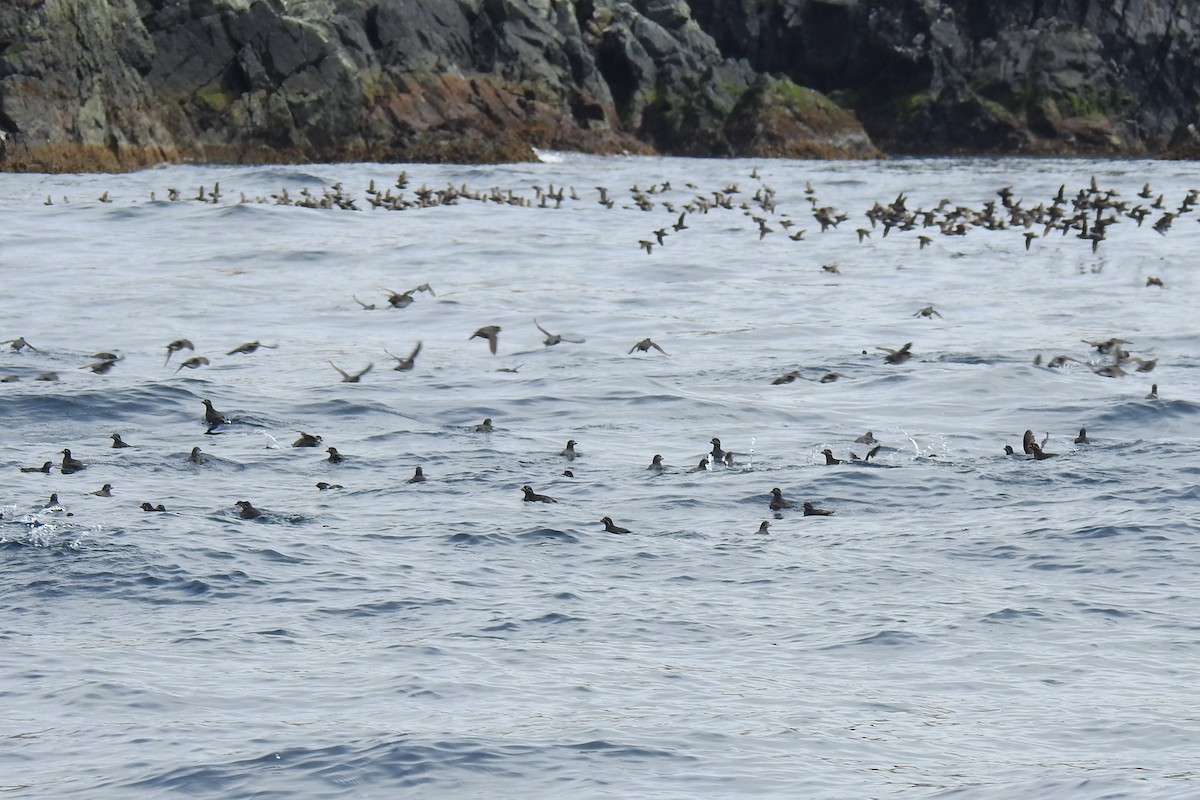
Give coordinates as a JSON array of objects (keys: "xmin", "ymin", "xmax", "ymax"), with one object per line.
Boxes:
[
  {"xmin": 688, "ymin": 0, "xmax": 1200, "ymax": 157},
  {"xmin": 2, "ymin": 0, "xmax": 1198, "ymax": 172},
  {"xmin": 0, "ymin": 0, "xmax": 878, "ymax": 171}
]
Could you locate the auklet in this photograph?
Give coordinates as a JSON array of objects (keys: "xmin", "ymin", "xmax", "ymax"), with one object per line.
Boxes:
[
  {"xmin": 407, "ymin": 466, "xmax": 426, "ymax": 483},
  {"xmin": 385, "ymin": 341, "xmax": 421, "ymax": 371},
  {"xmin": 913, "ymin": 306, "xmax": 942, "ymax": 319},
  {"xmin": 1074, "ymin": 428, "xmax": 1089, "ymax": 445},
  {"xmin": 757, "ymin": 521, "xmax": 771, "ymax": 534},
  {"xmin": 600, "ymin": 516, "xmax": 631, "ymax": 534},
  {"xmin": 803, "ymin": 502, "xmax": 834, "ymax": 516},
  {"xmin": 709, "ymin": 438, "xmax": 725, "ymax": 461},
  {"xmin": 522, "ymin": 485, "xmax": 556, "ymax": 503},
  {"xmin": 563, "ymin": 469, "xmax": 574, "ymax": 477},
  {"xmin": 382, "ymin": 283, "xmax": 435, "ymax": 308},
  {"xmin": 326, "ymin": 447, "xmax": 344, "ymax": 463},
  {"xmin": 629, "ymin": 338, "xmax": 669, "ymax": 355},
  {"xmin": 864, "ymin": 445, "xmax": 881, "ymax": 462},
  {"xmin": 534, "ymin": 320, "xmax": 584, "ymax": 346},
  {"xmin": 1146, "ymin": 384, "xmax": 1159, "ymax": 399},
  {"xmin": 723, "ymin": 451, "xmax": 736, "ymax": 468},
  {"xmin": 316, "ymin": 482, "xmax": 343, "ymax": 490},
  {"xmin": 35, "ymin": 372, "xmax": 59, "ymax": 382},
  {"xmin": 772, "ymin": 370, "xmax": 802, "ymax": 385},
  {"xmin": 83, "ymin": 358, "xmax": 119, "ymax": 374},
  {"xmin": 352, "ymin": 295, "xmax": 376, "ymax": 310},
  {"xmin": 173, "ymin": 355, "xmax": 209, "ymax": 374},
  {"xmin": 111, "ymin": 433, "xmax": 131, "ymax": 448},
  {"xmin": 60, "ymin": 449, "xmax": 86, "ymax": 474},
  {"xmin": 1022, "ymin": 430, "xmax": 1037, "ymax": 455},
  {"xmin": 1004, "ymin": 445, "xmax": 1016, "ymax": 455},
  {"xmin": 330, "ymin": 361, "xmax": 373, "ymax": 382},
  {"xmin": 855, "ymin": 431, "xmax": 877, "ymax": 445},
  {"xmin": 687, "ymin": 457, "xmax": 710, "ymax": 473},
  {"xmin": 648, "ymin": 454, "xmax": 664, "ymax": 473},
  {"xmin": 560, "ymin": 440, "xmax": 578, "ymax": 460},
  {"xmin": 202, "ymin": 399, "xmax": 229, "ymax": 427},
  {"xmin": 91, "ymin": 483, "xmax": 113, "ymax": 497},
  {"xmin": 821, "ymin": 449, "xmax": 843, "ymax": 465},
  {"xmin": 293, "ymin": 431, "xmax": 322, "ymax": 448},
  {"xmin": 140, "ymin": 502, "xmax": 167, "ymax": 512},
  {"xmin": 227, "ymin": 341, "xmax": 277, "ymax": 355},
  {"xmin": 20, "ymin": 461, "xmax": 53, "ymax": 473},
  {"xmin": 471, "ymin": 326, "xmax": 501, "ymax": 354},
  {"xmin": 235, "ymin": 500, "xmax": 262, "ymax": 519},
  {"xmin": 188, "ymin": 447, "xmax": 205, "ymax": 464},
  {"xmin": 1146, "ymin": 276, "xmax": 1164, "ymax": 287},
  {"xmin": 164, "ymin": 338, "xmax": 194, "ymax": 366},
  {"xmin": 769, "ymin": 487, "xmax": 794, "ymax": 511},
  {"xmin": 475, "ymin": 418, "xmax": 494, "ymax": 433},
  {"xmin": 3, "ymin": 336, "xmax": 39, "ymax": 352},
  {"xmin": 878, "ymin": 342, "xmax": 913, "ymax": 364},
  {"xmin": 1030, "ymin": 443, "xmax": 1057, "ymax": 460}
]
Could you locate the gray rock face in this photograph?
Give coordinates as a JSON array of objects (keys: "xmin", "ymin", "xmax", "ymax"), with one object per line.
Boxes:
[
  {"xmin": 687, "ymin": 0, "xmax": 1200, "ymax": 155},
  {"xmin": 0, "ymin": 0, "xmax": 878, "ymax": 171}
]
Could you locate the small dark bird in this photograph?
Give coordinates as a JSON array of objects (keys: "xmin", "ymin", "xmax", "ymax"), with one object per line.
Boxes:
[
  {"xmin": 769, "ymin": 487, "xmax": 794, "ymax": 511},
  {"xmin": 562, "ymin": 469, "xmax": 574, "ymax": 477},
  {"xmin": 647, "ymin": 454, "xmax": 664, "ymax": 473},
  {"xmin": 475, "ymin": 418, "xmax": 494, "ymax": 433},
  {"xmin": 235, "ymin": 500, "xmax": 262, "ymax": 519},
  {"xmin": 111, "ymin": 433, "xmax": 131, "ymax": 448},
  {"xmin": 352, "ymin": 295, "xmax": 376, "ymax": 310},
  {"xmin": 600, "ymin": 516, "xmax": 631, "ymax": 534},
  {"xmin": 864, "ymin": 445, "xmax": 881, "ymax": 462},
  {"xmin": 723, "ymin": 452, "xmax": 736, "ymax": 468},
  {"xmin": 629, "ymin": 338, "xmax": 669, "ymax": 355},
  {"xmin": 330, "ymin": 362, "xmax": 373, "ymax": 382},
  {"xmin": 878, "ymin": 342, "xmax": 913, "ymax": 364},
  {"xmin": 316, "ymin": 482, "xmax": 343, "ymax": 490},
  {"xmin": 803, "ymin": 502, "xmax": 835, "ymax": 517},
  {"xmin": 188, "ymin": 446, "xmax": 205, "ymax": 464},
  {"xmin": 687, "ymin": 457, "xmax": 710, "ymax": 473},
  {"xmin": 1075, "ymin": 428, "xmax": 1089, "ymax": 445},
  {"xmin": 471, "ymin": 326, "xmax": 502, "ymax": 354},
  {"xmin": 83, "ymin": 358, "xmax": 119, "ymax": 374},
  {"xmin": 560, "ymin": 440, "xmax": 578, "ymax": 460},
  {"xmin": 407, "ymin": 466, "xmax": 426, "ymax": 483},
  {"xmin": 521, "ymin": 485, "xmax": 556, "ymax": 503},
  {"xmin": 1146, "ymin": 276, "xmax": 1164, "ymax": 287},
  {"xmin": 326, "ymin": 447, "xmax": 344, "ymax": 463},
  {"xmin": 757, "ymin": 521, "xmax": 771, "ymax": 534},
  {"xmin": 60, "ymin": 449, "xmax": 86, "ymax": 474},
  {"xmin": 3, "ymin": 336, "xmax": 39, "ymax": 352},
  {"xmin": 174, "ymin": 356, "xmax": 210, "ymax": 374},
  {"xmin": 534, "ymin": 320, "xmax": 584, "ymax": 346},
  {"xmin": 384, "ymin": 342, "xmax": 421, "ymax": 371},
  {"xmin": 293, "ymin": 431, "xmax": 322, "ymax": 447},
  {"xmin": 1146, "ymin": 384, "xmax": 1159, "ymax": 399},
  {"xmin": 913, "ymin": 306, "xmax": 942, "ymax": 319},
  {"xmin": 202, "ymin": 399, "xmax": 229, "ymax": 427},
  {"xmin": 45, "ymin": 493, "xmax": 62, "ymax": 508},
  {"xmin": 710, "ymin": 438, "xmax": 725, "ymax": 461},
  {"xmin": 1030, "ymin": 443, "xmax": 1057, "ymax": 460},
  {"xmin": 855, "ymin": 431, "xmax": 877, "ymax": 445},
  {"xmin": 381, "ymin": 284, "xmax": 435, "ymax": 308},
  {"xmin": 821, "ymin": 449, "xmax": 844, "ymax": 465},
  {"xmin": 164, "ymin": 338, "xmax": 194, "ymax": 366},
  {"xmin": 20, "ymin": 461, "xmax": 53, "ymax": 474},
  {"xmin": 1022, "ymin": 430, "xmax": 1037, "ymax": 455},
  {"xmin": 140, "ymin": 502, "xmax": 167, "ymax": 512},
  {"xmin": 91, "ymin": 483, "xmax": 113, "ymax": 497},
  {"xmin": 227, "ymin": 341, "xmax": 277, "ymax": 355}
]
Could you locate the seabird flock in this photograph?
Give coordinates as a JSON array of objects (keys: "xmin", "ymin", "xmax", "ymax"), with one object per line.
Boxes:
[{"xmin": 6, "ymin": 166, "xmax": 1182, "ymax": 533}]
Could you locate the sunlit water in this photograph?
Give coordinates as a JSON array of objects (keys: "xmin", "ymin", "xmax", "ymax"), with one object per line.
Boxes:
[{"xmin": 2, "ymin": 153, "xmax": 1198, "ymax": 798}]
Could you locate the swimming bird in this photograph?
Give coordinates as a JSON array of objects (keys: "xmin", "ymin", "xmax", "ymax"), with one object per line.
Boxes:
[
  {"xmin": 1004, "ymin": 445, "xmax": 1016, "ymax": 455},
  {"xmin": 175, "ymin": 355, "xmax": 209, "ymax": 373},
  {"xmin": 293, "ymin": 431, "xmax": 322, "ymax": 447},
  {"xmin": 560, "ymin": 440, "xmax": 578, "ymax": 460},
  {"xmin": 864, "ymin": 445, "xmax": 881, "ymax": 462},
  {"xmin": 316, "ymin": 482, "xmax": 343, "ymax": 490},
  {"xmin": 1022, "ymin": 430, "xmax": 1037, "ymax": 455},
  {"xmin": 91, "ymin": 483, "xmax": 113, "ymax": 497},
  {"xmin": 188, "ymin": 446, "xmax": 205, "ymax": 464},
  {"xmin": 854, "ymin": 431, "xmax": 877, "ymax": 445},
  {"xmin": 757, "ymin": 521, "xmax": 771, "ymax": 534},
  {"xmin": 330, "ymin": 362, "xmax": 373, "ymax": 382},
  {"xmin": 384, "ymin": 341, "xmax": 421, "ymax": 371},
  {"xmin": 140, "ymin": 502, "xmax": 167, "ymax": 512},
  {"xmin": 20, "ymin": 461, "xmax": 53, "ymax": 473},
  {"xmin": 475, "ymin": 418, "xmax": 494, "ymax": 433},
  {"xmin": 723, "ymin": 451, "xmax": 736, "ymax": 468},
  {"xmin": 60, "ymin": 449, "xmax": 86, "ymax": 474},
  {"xmin": 534, "ymin": 320, "xmax": 584, "ymax": 346},
  {"xmin": 227, "ymin": 341, "xmax": 277, "ymax": 355},
  {"xmin": 1030, "ymin": 443, "xmax": 1057, "ymax": 460},
  {"xmin": 821, "ymin": 449, "xmax": 844, "ymax": 465},
  {"xmin": 878, "ymin": 342, "xmax": 913, "ymax": 364},
  {"xmin": 647, "ymin": 454, "xmax": 664, "ymax": 473},
  {"xmin": 687, "ymin": 457, "xmax": 710, "ymax": 473},
  {"xmin": 772, "ymin": 370, "xmax": 803, "ymax": 384},
  {"xmin": 709, "ymin": 438, "xmax": 725, "ymax": 461},
  {"xmin": 235, "ymin": 500, "xmax": 262, "ymax": 519},
  {"xmin": 522, "ymin": 485, "xmax": 556, "ymax": 503},
  {"xmin": 164, "ymin": 338, "xmax": 193, "ymax": 366},
  {"xmin": 1074, "ymin": 428, "xmax": 1089, "ymax": 444},
  {"xmin": 407, "ymin": 466, "xmax": 426, "ymax": 483},
  {"xmin": 471, "ymin": 326, "xmax": 501, "ymax": 354},
  {"xmin": 769, "ymin": 487, "xmax": 794, "ymax": 511},
  {"xmin": 326, "ymin": 447, "xmax": 344, "ymax": 463},
  {"xmin": 202, "ymin": 399, "xmax": 229, "ymax": 427},
  {"xmin": 803, "ymin": 502, "xmax": 834, "ymax": 516},
  {"xmin": 1146, "ymin": 384, "xmax": 1158, "ymax": 399},
  {"xmin": 600, "ymin": 516, "xmax": 631, "ymax": 534},
  {"xmin": 629, "ymin": 338, "xmax": 669, "ymax": 355}
]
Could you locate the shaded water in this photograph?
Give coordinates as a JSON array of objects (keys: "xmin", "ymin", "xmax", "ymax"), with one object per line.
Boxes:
[{"xmin": 2, "ymin": 154, "xmax": 1198, "ymax": 797}]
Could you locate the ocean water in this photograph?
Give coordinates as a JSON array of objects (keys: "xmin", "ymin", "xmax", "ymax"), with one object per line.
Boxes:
[{"xmin": 1, "ymin": 153, "xmax": 1198, "ymax": 798}]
